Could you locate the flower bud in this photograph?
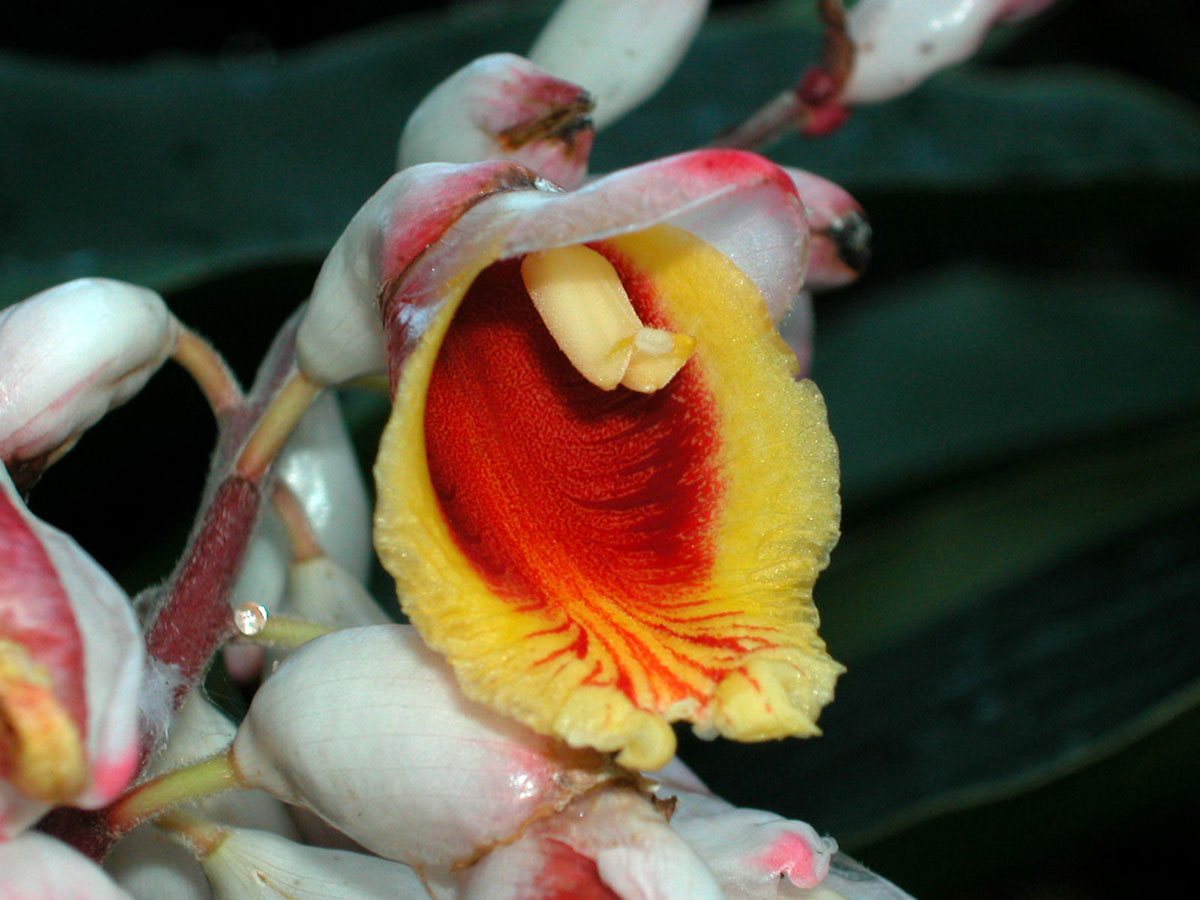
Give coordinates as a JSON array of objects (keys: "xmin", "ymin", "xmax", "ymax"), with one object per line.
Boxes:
[
  {"xmin": 0, "ymin": 278, "xmax": 178, "ymax": 490},
  {"xmin": 230, "ymin": 624, "xmax": 617, "ymax": 873},
  {"xmin": 529, "ymin": 0, "xmax": 710, "ymax": 129},
  {"xmin": 1, "ymin": 464, "xmax": 143, "ymax": 839},
  {"xmin": 843, "ymin": 0, "xmax": 1061, "ymax": 104},
  {"xmin": 400, "ymin": 53, "xmax": 594, "ymax": 190},
  {"xmin": 0, "ymin": 831, "xmax": 136, "ymax": 900}
]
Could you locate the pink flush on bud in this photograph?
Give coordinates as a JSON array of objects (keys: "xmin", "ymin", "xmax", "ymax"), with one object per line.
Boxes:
[
  {"xmin": 653, "ymin": 759, "xmax": 835, "ymax": 898},
  {"xmin": 843, "ymin": 0, "xmax": 1061, "ymax": 104},
  {"xmin": 0, "ymin": 278, "xmax": 178, "ymax": 491},
  {"xmin": 0, "ymin": 464, "xmax": 144, "ymax": 840},
  {"xmin": 399, "ymin": 53, "xmax": 596, "ymax": 190}
]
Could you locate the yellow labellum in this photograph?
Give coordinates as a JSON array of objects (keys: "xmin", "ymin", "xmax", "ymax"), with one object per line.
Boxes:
[
  {"xmin": 376, "ymin": 224, "xmax": 841, "ymax": 770},
  {"xmin": 0, "ymin": 639, "xmax": 87, "ymax": 803}
]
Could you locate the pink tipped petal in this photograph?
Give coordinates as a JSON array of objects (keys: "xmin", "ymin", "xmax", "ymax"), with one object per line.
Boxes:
[
  {"xmin": 297, "ymin": 161, "xmax": 537, "ymax": 387},
  {"xmin": 652, "ymin": 759, "xmax": 834, "ymax": 898},
  {"xmin": 844, "ymin": 0, "xmax": 1058, "ymax": 104},
  {"xmin": 230, "ymin": 624, "xmax": 617, "ymax": 873},
  {"xmin": 462, "ymin": 788, "xmax": 724, "ymax": 900},
  {"xmin": 783, "ymin": 168, "xmax": 872, "ymax": 291},
  {"xmin": 400, "ymin": 53, "xmax": 595, "ymax": 190},
  {"xmin": 1, "ymin": 466, "xmax": 142, "ymax": 836},
  {"xmin": 386, "ymin": 150, "xmax": 808, "ymax": 366},
  {"xmin": 0, "ymin": 278, "xmax": 178, "ymax": 488},
  {"xmin": 529, "ymin": 0, "xmax": 710, "ymax": 130},
  {"xmin": 0, "ymin": 832, "xmax": 136, "ymax": 900}
]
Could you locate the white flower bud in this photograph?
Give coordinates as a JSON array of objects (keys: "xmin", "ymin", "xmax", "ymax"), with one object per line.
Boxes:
[
  {"xmin": 529, "ymin": 0, "xmax": 710, "ymax": 129},
  {"xmin": 400, "ymin": 53, "xmax": 594, "ymax": 190},
  {"xmin": 844, "ymin": 0, "xmax": 1059, "ymax": 104},
  {"xmin": 230, "ymin": 625, "xmax": 615, "ymax": 873},
  {"xmin": 0, "ymin": 278, "xmax": 178, "ymax": 486}
]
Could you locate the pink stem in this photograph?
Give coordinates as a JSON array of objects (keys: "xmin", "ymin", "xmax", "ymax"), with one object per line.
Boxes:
[{"xmin": 40, "ymin": 315, "xmax": 304, "ymax": 859}]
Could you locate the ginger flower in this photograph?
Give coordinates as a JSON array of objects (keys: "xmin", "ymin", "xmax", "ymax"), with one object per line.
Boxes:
[{"xmin": 300, "ymin": 148, "xmax": 842, "ymax": 771}]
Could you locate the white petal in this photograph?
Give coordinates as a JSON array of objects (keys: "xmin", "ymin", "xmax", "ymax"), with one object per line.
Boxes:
[
  {"xmin": 297, "ymin": 161, "xmax": 534, "ymax": 386},
  {"xmin": 105, "ymin": 826, "xmax": 212, "ymax": 900},
  {"xmin": 0, "ymin": 278, "xmax": 177, "ymax": 476},
  {"xmin": 274, "ymin": 392, "xmax": 372, "ymax": 582},
  {"xmin": 231, "ymin": 625, "xmax": 614, "ymax": 872},
  {"xmin": 287, "ymin": 557, "xmax": 390, "ymax": 629},
  {"xmin": 202, "ymin": 827, "xmax": 427, "ymax": 900},
  {"xmin": 460, "ymin": 788, "xmax": 724, "ymax": 900},
  {"xmin": 0, "ymin": 831, "xmax": 136, "ymax": 900},
  {"xmin": 529, "ymin": 0, "xmax": 710, "ymax": 129}
]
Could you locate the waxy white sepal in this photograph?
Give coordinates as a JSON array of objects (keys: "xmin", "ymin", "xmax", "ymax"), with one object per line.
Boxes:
[
  {"xmin": 200, "ymin": 827, "xmax": 428, "ymax": 900},
  {"xmin": 230, "ymin": 625, "xmax": 615, "ymax": 873},
  {"xmin": 529, "ymin": 0, "xmax": 710, "ymax": 130},
  {"xmin": 0, "ymin": 278, "xmax": 178, "ymax": 488},
  {"xmin": 844, "ymin": 0, "xmax": 1060, "ymax": 104},
  {"xmin": 0, "ymin": 831, "xmax": 137, "ymax": 900},
  {"xmin": 399, "ymin": 53, "xmax": 594, "ymax": 190}
]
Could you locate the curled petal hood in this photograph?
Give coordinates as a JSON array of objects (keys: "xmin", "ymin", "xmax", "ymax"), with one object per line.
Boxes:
[
  {"xmin": 0, "ymin": 278, "xmax": 178, "ymax": 491},
  {"xmin": 368, "ymin": 150, "xmax": 841, "ymax": 770},
  {"xmin": 1, "ymin": 465, "xmax": 143, "ymax": 839}
]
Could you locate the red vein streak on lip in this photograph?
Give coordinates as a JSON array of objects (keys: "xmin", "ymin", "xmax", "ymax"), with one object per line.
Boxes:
[{"xmin": 424, "ymin": 251, "xmax": 728, "ymax": 709}]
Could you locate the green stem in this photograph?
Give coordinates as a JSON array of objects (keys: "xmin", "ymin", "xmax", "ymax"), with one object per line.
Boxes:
[
  {"xmin": 106, "ymin": 751, "xmax": 242, "ymax": 836},
  {"xmin": 253, "ymin": 615, "xmax": 334, "ymax": 649}
]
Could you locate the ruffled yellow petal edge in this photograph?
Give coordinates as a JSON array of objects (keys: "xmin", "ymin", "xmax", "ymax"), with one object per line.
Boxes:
[{"xmin": 375, "ymin": 224, "xmax": 842, "ymax": 770}]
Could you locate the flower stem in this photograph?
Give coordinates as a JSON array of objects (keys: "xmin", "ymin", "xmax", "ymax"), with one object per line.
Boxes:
[
  {"xmin": 172, "ymin": 325, "xmax": 244, "ymax": 417},
  {"xmin": 106, "ymin": 751, "xmax": 242, "ymax": 838},
  {"xmin": 250, "ymin": 615, "xmax": 334, "ymax": 650},
  {"xmin": 155, "ymin": 811, "xmax": 230, "ymax": 857},
  {"xmin": 236, "ymin": 371, "xmax": 323, "ymax": 482}
]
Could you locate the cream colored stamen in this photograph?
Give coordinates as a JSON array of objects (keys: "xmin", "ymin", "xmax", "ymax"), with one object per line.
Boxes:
[
  {"xmin": 621, "ymin": 328, "xmax": 698, "ymax": 393},
  {"xmin": 520, "ymin": 245, "xmax": 695, "ymax": 391},
  {"xmin": 0, "ymin": 639, "xmax": 87, "ymax": 804}
]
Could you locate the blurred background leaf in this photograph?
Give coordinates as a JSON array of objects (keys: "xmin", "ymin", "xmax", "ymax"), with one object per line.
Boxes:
[{"xmin": 5, "ymin": 2, "xmax": 1199, "ymax": 898}]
